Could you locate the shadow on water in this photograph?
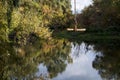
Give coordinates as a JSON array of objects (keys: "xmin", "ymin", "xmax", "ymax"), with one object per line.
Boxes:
[{"xmin": 0, "ymin": 36, "xmax": 120, "ymax": 80}]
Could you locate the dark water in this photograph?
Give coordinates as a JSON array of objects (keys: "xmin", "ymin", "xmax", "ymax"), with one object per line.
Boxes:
[{"xmin": 0, "ymin": 39, "xmax": 120, "ymax": 80}]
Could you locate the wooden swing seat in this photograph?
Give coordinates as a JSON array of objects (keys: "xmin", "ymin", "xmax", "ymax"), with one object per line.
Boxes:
[{"xmin": 67, "ymin": 28, "xmax": 86, "ymax": 32}]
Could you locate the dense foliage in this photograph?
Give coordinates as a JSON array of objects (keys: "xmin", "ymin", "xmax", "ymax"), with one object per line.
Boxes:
[
  {"xmin": 0, "ymin": 1, "xmax": 72, "ymax": 79},
  {"xmin": 0, "ymin": 0, "xmax": 71, "ymax": 44},
  {"xmin": 77, "ymin": 0, "xmax": 120, "ymax": 33}
]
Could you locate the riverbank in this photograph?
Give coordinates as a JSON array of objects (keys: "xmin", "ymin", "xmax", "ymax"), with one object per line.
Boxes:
[{"xmin": 52, "ymin": 30, "xmax": 120, "ymax": 42}]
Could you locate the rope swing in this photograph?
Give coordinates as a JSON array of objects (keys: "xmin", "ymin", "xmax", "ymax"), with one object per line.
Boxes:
[{"xmin": 67, "ymin": 0, "xmax": 86, "ymax": 31}]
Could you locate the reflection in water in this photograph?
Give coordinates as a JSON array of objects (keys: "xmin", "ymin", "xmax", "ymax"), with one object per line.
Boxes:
[
  {"xmin": 0, "ymin": 39, "xmax": 120, "ymax": 80},
  {"xmin": 53, "ymin": 42, "xmax": 102, "ymax": 80},
  {"xmin": 36, "ymin": 64, "xmax": 49, "ymax": 79},
  {"xmin": 93, "ymin": 41, "xmax": 120, "ymax": 80},
  {"xmin": 0, "ymin": 39, "xmax": 71, "ymax": 80}
]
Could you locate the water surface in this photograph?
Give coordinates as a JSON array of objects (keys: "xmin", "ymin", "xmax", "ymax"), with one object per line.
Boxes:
[
  {"xmin": 52, "ymin": 42, "xmax": 102, "ymax": 80},
  {"xmin": 0, "ymin": 40, "xmax": 120, "ymax": 80}
]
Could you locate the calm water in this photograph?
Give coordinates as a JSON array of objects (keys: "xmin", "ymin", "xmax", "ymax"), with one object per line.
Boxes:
[{"xmin": 0, "ymin": 39, "xmax": 120, "ymax": 80}]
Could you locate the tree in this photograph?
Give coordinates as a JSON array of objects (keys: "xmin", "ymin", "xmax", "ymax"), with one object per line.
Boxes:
[{"xmin": 77, "ymin": 0, "xmax": 120, "ymax": 32}]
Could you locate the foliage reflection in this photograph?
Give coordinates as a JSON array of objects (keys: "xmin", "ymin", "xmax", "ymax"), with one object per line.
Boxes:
[
  {"xmin": 0, "ymin": 38, "xmax": 71, "ymax": 80},
  {"xmin": 92, "ymin": 40, "xmax": 120, "ymax": 80}
]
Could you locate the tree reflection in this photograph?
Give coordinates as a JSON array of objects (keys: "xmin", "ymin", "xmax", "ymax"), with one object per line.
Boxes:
[
  {"xmin": 92, "ymin": 40, "xmax": 120, "ymax": 80},
  {"xmin": 35, "ymin": 39, "xmax": 72, "ymax": 79},
  {"xmin": 0, "ymin": 38, "xmax": 71, "ymax": 80}
]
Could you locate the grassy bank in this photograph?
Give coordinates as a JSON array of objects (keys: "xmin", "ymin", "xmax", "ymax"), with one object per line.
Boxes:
[{"xmin": 52, "ymin": 30, "xmax": 120, "ymax": 42}]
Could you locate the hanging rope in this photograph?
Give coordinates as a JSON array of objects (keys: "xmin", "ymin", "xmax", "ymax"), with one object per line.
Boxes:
[
  {"xmin": 67, "ymin": 0, "xmax": 86, "ymax": 31},
  {"xmin": 74, "ymin": 0, "xmax": 78, "ymax": 31}
]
